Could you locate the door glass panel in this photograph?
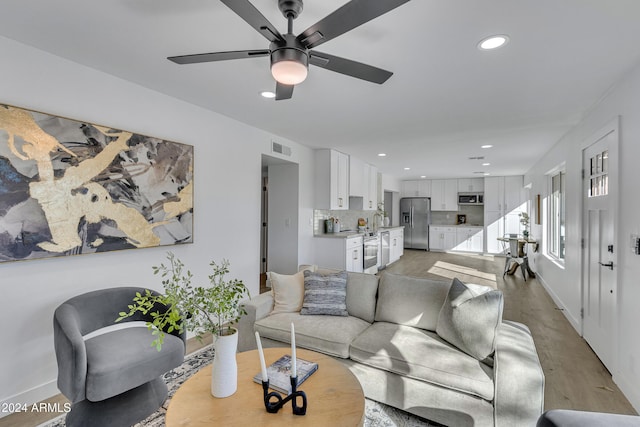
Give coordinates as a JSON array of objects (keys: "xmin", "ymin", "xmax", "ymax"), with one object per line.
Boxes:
[{"xmin": 588, "ymin": 151, "xmax": 609, "ymax": 197}]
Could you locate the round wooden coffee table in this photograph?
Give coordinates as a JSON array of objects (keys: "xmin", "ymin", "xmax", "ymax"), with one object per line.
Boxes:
[{"xmin": 166, "ymin": 347, "xmax": 365, "ymax": 427}]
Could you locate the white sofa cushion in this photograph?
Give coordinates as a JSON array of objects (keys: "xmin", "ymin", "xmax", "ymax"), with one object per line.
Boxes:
[
  {"xmin": 350, "ymin": 322, "xmax": 495, "ymax": 401},
  {"xmin": 269, "ymin": 266, "xmax": 316, "ymax": 314},
  {"xmin": 346, "ymin": 272, "xmax": 379, "ymax": 323},
  {"xmin": 255, "ymin": 312, "xmax": 371, "ymax": 358},
  {"xmin": 436, "ymin": 278, "xmax": 504, "ymax": 361},
  {"xmin": 374, "ymin": 272, "xmax": 450, "ymax": 331}
]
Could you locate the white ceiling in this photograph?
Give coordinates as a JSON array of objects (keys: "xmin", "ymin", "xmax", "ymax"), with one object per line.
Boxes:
[{"xmin": 2, "ymin": 0, "xmax": 640, "ymax": 179}]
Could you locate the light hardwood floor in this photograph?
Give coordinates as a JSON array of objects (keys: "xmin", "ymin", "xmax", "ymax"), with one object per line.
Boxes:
[{"xmin": 2, "ymin": 250, "xmax": 636, "ymax": 427}]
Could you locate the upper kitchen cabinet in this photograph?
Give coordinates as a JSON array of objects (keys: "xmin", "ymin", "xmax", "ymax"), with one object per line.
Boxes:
[
  {"xmin": 349, "ymin": 157, "xmax": 378, "ymax": 210},
  {"xmin": 315, "ymin": 149, "xmax": 350, "ymax": 210},
  {"xmin": 349, "ymin": 156, "xmax": 365, "ymax": 197},
  {"xmin": 457, "ymin": 178, "xmax": 484, "ymax": 193},
  {"xmin": 364, "ymin": 163, "xmax": 378, "ymax": 210},
  {"xmin": 484, "ymin": 176, "xmax": 524, "ymax": 214},
  {"xmin": 431, "ymin": 179, "xmax": 458, "ymax": 211},
  {"xmin": 401, "ymin": 179, "xmax": 431, "ymax": 197}
]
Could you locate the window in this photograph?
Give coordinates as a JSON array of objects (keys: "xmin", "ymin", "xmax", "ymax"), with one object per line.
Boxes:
[
  {"xmin": 589, "ymin": 150, "xmax": 609, "ymax": 197},
  {"xmin": 549, "ymin": 171, "xmax": 565, "ymax": 260}
]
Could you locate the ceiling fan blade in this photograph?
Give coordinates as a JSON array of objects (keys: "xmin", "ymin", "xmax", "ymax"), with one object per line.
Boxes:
[
  {"xmin": 309, "ymin": 51, "xmax": 392, "ymax": 84},
  {"xmin": 297, "ymin": 0, "xmax": 410, "ymax": 49},
  {"xmin": 275, "ymin": 82, "xmax": 294, "ymax": 100},
  {"xmin": 168, "ymin": 49, "xmax": 270, "ymax": 64},
  {"xmin": 220, "ymin": 0, "xmax": 283, "ymax": 43}
]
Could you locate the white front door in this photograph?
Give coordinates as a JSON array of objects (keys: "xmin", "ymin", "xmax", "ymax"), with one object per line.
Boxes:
[{"xmin": 582, "ymin": 122, "xmax": 618, "ymax": 373}]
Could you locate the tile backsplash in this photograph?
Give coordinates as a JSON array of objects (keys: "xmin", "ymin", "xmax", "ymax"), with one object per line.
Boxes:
[
  {"xmin": 314, "ymin": 209, "xmax": 381, "ymax": 235},
  {"xmin": 431, "ymin": 205, "xmax": 484, "ymax": 226},
  {"xmin": 315, "ymin": 205, "xmax": 484, "ymax": 234}
]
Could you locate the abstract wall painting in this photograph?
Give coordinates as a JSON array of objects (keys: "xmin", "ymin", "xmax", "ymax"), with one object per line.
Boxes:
[{"xmin": 0, "ymin": 104, "xmax": 193, "ymax": 263}]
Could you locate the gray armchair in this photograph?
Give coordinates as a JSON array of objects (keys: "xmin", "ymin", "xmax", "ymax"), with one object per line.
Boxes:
[{"xmin": 53, "ymin": 287, "xmax": 186, "ymax": 427}]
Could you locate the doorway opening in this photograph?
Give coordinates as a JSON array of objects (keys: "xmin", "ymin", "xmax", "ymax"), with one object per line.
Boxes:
[{"xmin": 260, "ymin": 154, "xmax": 299, "ymax": 293}]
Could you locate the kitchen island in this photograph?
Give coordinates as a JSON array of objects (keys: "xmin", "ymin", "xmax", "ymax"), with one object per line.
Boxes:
[{"xmin": 313, "ymin": 227, "xmax": 404, "ymax": 273}]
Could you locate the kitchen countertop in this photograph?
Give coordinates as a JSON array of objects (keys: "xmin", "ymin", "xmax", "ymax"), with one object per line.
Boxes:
[
  {"xmin": 314, "ymin": 226, "xmax": 404, "ymax": 238},
  {"xmin": 430, "ymin": 224, "xmax": 483, "ymax": 228}
]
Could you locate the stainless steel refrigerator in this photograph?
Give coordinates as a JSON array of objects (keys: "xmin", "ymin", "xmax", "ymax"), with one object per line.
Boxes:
[{"xmin": 400, "ymin": 197, "xmax": 431, "ymax": 250}]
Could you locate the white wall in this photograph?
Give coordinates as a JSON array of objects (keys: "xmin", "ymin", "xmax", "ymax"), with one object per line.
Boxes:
[
  {"xmin": 525, "ymin": 59, "xmax": 640, "ymax": 411},
  {"xmin": 0, "ymin": 36, "xmax": 316, "ymax": 411},
  {"xmin": 268, "ymin": 163, "xmax": 299, "ymax": 274}
]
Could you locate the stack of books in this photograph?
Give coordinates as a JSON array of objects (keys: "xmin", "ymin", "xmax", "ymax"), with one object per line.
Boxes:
[{"xmin": 253, "ymin": 354, "xmax": 318, "ymax": 394}]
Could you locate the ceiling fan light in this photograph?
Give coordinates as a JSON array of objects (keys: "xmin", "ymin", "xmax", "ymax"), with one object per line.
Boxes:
[
  {"xmin": 271, "ymin": 60, "xmax": 308, "ymax": 85},
  {"xmin": 271, "ymin": 47, "xmax": 308, "ymax": 85}
]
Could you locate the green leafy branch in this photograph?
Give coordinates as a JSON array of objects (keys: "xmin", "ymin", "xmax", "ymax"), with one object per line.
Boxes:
[{"xmin": 116, "ymin": 252, "xmax": 249, "ymax": 351}]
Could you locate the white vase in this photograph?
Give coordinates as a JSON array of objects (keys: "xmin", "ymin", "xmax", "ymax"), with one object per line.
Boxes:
[
  {"xmin": 383, "ymin": 217, "xmax": 390, "ymax": 227},
  {"xmin": 211, "ymin": 327, "xmax": 238, "ymax": 398}
]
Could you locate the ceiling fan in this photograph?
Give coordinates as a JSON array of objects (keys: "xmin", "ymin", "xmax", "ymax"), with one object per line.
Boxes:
[{"xmin": 168, "ymin": 0, "xmax": 411, "ymax": 100}]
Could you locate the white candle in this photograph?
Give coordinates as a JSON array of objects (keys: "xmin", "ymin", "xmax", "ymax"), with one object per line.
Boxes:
[
  {"xmin": 291, "ymin": 322, "xmax": 297, "ymax": 378},
  {"xmin": 255, "ymin": 331, "xmax": 268, "ymax": 382}
]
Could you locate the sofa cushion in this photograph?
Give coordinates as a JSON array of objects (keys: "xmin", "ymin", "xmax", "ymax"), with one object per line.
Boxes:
[
  {"xmin": 374, "ymin": 272, "xmax": 450, "ymax": 331},
  {"xmin": 300, "ymin": 270, "xmax": 348, "ymax": 316},
  {"xmin": 255, "ymin": 312, "xmax": 370, "ymax": 358},
  {"xmin": 346, "ymin": 272, "xmax": 379, "ymax": 323},
  {"xmin": 436, "ymin": 278, "xmax": 504, "ymax": 361},
  {"xmin": 350, "ymin": 322, "xmax": 495, "ymax": 401},
  {"xmin": 84, "ymin": 327, "xmax": 185, "ymax": 402}
]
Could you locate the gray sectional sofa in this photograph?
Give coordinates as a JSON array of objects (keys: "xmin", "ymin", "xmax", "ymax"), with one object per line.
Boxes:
[{"xmin": 238, "ymin": 269, "xmax": 545, "ymax": 427}]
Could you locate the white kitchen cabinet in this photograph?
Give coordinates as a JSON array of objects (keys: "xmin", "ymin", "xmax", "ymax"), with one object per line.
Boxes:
[
  {"xmin": 431, "ymin": 179, "xmax": 458, "ymax": 211},
  {"xmin": 349, "ymin": 159, "xmax": 377, "ymax": 210},
  {"xmin": 484, "ymin": 176, "xmax": 524, "ymax": 214},
  {"xmin": 458, "ymin": 178, "xmax": 484, "ymax": 193},
  {"xmin": 401, "ymin": 180, "xmax": 431, "ymax": 198},
  {"xmin": 315, "ymin": 149, "xmax": 349, "ymax": 210},
  {"xmin": 454, "ymin": 227, "xmax": 484, "ymax": 252},
  {"xmin": 429, "ymin": 226, "xmax": 457, "ymax": 251},
  {"xmin": 345, "ymin": 236, "xmax": 364, "ymax": 273},
  {"xmin": 349, "ymin": 156, "xmax": 365, "ymax": 197},
  {"xmin": 389, "ymin": 228, "xmax": 404, "ymax": 263},
  {"xmin": 364, "ymin": 163, "xmax": 378, "ymax": 210},
  {"xmin": 484, "ymin": 176, "xmax": 525, "ymax": 254},
  {"xmin": 313, "ymin": 235, "xmax": 363, "ymax": 272}
]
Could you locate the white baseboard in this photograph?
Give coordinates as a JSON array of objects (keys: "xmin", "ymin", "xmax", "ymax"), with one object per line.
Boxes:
[
  {"xmin": 536, "ymin": 273, "xmax": 582, "ymax": 334},
  {"xmin": 0, "ymin": 380, "xmax": 60, "ymax": 419}
]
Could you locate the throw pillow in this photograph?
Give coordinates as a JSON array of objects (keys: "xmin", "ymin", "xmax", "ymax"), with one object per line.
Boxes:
[
  {"xmin": 270, "ymin": 271, "xmax": 304, "ymax": 314},
  {"xmin": 300, "ymin": 270, "xmax": 348, "ymax": 316},
  {"xmin": 436, "ymin": 278, "xmax": 504, "ymax": 361}
]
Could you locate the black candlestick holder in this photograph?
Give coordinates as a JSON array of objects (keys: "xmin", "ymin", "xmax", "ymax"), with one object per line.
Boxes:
[{"xmin": 262, "ymin": 376, "xmax": 307, "ymax": 415}]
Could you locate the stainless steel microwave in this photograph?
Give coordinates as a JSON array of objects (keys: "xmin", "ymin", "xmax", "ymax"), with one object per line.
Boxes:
[{"xmin": 458, "ymin": 193, "xmax": 484, "ymax": 205}]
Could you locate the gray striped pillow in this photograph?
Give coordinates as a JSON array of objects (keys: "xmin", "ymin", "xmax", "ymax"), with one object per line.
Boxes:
[{"xmin": 300, "ymin": 270, "xmax": 348, "ymax": 316}]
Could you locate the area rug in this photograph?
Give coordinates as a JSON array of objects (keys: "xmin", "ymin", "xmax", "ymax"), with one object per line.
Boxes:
[{"xmin": 40, "ymin": 346, "xmax": 438, "ymax": 427}]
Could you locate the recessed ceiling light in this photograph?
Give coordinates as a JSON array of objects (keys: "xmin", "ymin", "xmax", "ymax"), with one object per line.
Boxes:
[
  {"xmin": 420, "ymin": 175, "xmax": 426, "ymax": 179},
  {"xmin": 404, "ymin": 167, "xmax": 411, "ymax": 171},
  {"xmin": 260, "ymin": 91, "xmax": 276, "ymax": 99},
  {"xmin": 478, "ymin": 35, "xmax": 509, "ymax": 50},
  {"xmin": 377, "ymin": 153, "xmax": 387, "ymax": 157},
  {"xmin": 482, "ymin": 163, "xmax": 491, "ymax": 166},
  {"xmin": 483, "ymin": 172, "xmax": 491, "ymax": 176},
  {"xmin": 481, "ymin": 144, "xmax": 493, "ymax": 149}
]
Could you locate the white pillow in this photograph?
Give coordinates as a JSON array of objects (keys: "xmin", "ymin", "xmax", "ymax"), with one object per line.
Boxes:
[{"xmin": 269, "ymin": 266, "xmax": 316, "ymax": 314}]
